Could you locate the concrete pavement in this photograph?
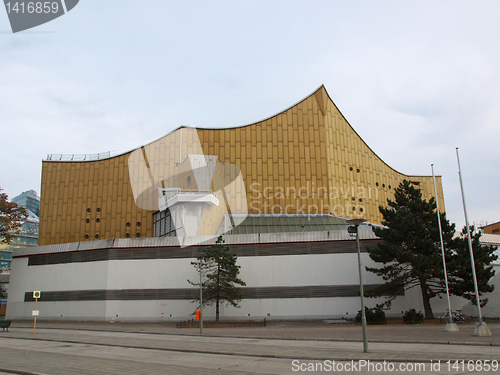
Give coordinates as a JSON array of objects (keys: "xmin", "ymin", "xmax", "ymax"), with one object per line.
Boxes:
[
  {"xmin": 0, "ymin": 320, "xmax": 498, "ymax": 374},
  {"xmin": 9, "ymin": 319, "xmax": 500, "ymax": 346}
]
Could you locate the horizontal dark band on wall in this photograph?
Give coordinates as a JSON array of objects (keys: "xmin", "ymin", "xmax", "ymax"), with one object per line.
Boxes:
[
  {"xmin": 28, "ymin": 240, "xmax": 380, "ymax": 266},
  {"xmin": 24, "ymin": 284, "xmax": 383, "ymax": 302}
]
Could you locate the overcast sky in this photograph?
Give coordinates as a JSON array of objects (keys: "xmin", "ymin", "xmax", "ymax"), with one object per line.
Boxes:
[{"xmin": 1, "ymin": 0, "xmax": 499, "ymax": 229}]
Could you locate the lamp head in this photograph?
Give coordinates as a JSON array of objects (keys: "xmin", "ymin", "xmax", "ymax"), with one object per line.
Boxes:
[{"xmin": 347, "ymin": 218, "xmax": 367, "ymax": 226}]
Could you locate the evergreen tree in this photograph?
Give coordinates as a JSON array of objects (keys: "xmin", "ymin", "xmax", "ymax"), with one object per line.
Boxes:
[
  {"xmin": 447, "ymin": 226, "xmax": 497, "ymax": 307},
  {"xmin": 188, "ymin": 235, "xmax": 246, "ymax": 322},
  {"xmin": 366, "ymin": 180, "xmax": 455, "ymax": 319}
]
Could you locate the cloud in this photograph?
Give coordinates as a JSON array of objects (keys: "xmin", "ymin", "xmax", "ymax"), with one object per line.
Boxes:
[
  {"xmin": 0, "ymin": 63, "xmax": 167, "ymax": 198},
  {"xmin": 1, "ymin": 0, "xmax": 499, "ymax": 228}
]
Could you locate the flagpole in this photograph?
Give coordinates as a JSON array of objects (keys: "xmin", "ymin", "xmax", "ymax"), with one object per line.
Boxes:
[
  {"xmin": 455, "ymin": 148, "xmax": 491, "ymax": 336},
  {"xmin": 431, "ymin": 164, "xmax": 458, "ymax": 332}
]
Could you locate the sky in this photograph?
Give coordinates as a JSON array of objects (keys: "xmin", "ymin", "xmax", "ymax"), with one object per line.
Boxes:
[{"xmin": 0, "ymin": 0, "xmax": 499, "ymax": 229}]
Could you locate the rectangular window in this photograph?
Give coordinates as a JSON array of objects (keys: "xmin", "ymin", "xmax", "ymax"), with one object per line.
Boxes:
[{"xmin": 153, "ymin": 210, "xmax": 178, "ymax": 237}]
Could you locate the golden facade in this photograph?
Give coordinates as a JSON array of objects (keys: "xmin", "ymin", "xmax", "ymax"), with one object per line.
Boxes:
[
  {"xmin": 483, "ymin": 222, "xmax": 500, "ymax": 235},
  {"xmin": 39, "ymin": 86, "xmax": 445, "ymax": 246}
]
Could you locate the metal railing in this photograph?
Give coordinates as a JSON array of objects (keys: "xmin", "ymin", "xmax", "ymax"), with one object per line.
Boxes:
[{"xmin": 45, "ymin": 152, "xmax": 111, "ymax": 161}]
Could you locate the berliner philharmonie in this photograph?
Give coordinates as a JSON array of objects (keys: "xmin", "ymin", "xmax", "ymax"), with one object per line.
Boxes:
[{"xmin": 8, "ymin": 85, "xmax": 471, "ymax": 321}]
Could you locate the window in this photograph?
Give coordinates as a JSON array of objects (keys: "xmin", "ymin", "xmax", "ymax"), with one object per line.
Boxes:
[{"xmin": 153, "ymin": 210, "xmax": 184, "ymax": 237}]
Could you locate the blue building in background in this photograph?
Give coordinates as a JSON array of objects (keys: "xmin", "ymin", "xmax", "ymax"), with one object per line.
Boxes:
[
  {"xmin": 0, "ymin": 189, "xmax": 40, "ymax": 269},
  {"xmin": 11, "ymin": 189, "xmax": 40, "ymax": 217},
  {"xmin": 0, "ymin": 251, "xmax": 12, "ymax": 270}
]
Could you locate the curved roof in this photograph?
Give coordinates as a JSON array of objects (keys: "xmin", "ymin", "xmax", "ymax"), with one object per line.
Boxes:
[{"xmin": 42, "ymin": 85, "xmax": 439, "ymax": 179}]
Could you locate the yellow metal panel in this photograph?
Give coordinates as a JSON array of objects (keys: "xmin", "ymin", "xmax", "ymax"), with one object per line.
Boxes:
[{"xmin": 38, "ymin": 86, "xmax": 446, "ymax": 245}]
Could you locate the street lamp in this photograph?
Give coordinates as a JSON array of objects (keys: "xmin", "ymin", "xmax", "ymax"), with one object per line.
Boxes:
[
  {"xmin": 431, "ymin": 164, "xmax": 458, "ymax": 332},
  {"xmin": 347, "ymin": 218, "xmax": 368, "ymax": 353},
  {"xmin": 197, "ymin": 253, "xmax": 204, "ymax": 335}
]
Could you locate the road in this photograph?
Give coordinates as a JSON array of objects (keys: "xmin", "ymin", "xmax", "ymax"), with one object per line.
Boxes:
[{"xmin": 0, "ymin": 326, "xmax": 498, "ymax": 374}]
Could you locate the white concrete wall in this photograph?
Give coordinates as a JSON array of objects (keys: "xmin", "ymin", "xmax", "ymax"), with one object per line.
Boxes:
[
  {"xmin": 106, "ymin": 258, "xmax": 198, "ymax": 289},
  {"xmin": 7, "ymin": 251, "xmax": 472, "ymax": 321},
  {"xmin": 238, "ymin": 253, "xmax": 383, "ymax": 287},
  {"xmin": 7, "ymin": 257, "xmax": 109, "ymax": 320}
]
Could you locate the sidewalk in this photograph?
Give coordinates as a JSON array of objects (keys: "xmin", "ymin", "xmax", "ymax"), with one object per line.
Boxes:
[
  {"xmin": 2, "ymin": 320, "xmax": 499, "ymax": 363},
  {"xmin": 9, "ymin": 319, "xmax": 500, "ymax": 346},
  {"xmin": 2, "ymin": 326, "xmax": 500, "ymax": 364},
  {"xmin": 1, "ymin": 321, "xmax": 499, "ymax": 375}
]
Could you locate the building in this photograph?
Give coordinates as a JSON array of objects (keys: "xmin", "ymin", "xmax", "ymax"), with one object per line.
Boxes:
[
  {"xmin": 12, "ymin": 190, "xmax": 40, "ymax": 218},
  {"xmin": 1, "ymin": 190, "xmax": 40, "ymax": 315},
  {"xmin": 3, "ymin": 190, "xmax": 40, "ymax": 250},
  {"xmin": 0, "ymin": 191, "xmax": 40, "ymax": 266},
  {"xmin": 10, "ymin": 224, "xmax": 450, "ymax": 321},
  {"xmin": 37, "ymin": 85, "xmax": 445, "ymax": 246},
  {"xmin": 8, "ymin": 86, "xmax": 457, "ymax": 321},
  {"xmin": 0, "ymin": 251, "xmax": 11, "ymax": 315},
  {"xmin": 0, "ymin": 251, "xmax": 12, "ymax": 270},
  {"xmin": 483, "ymin": 221, "xmax": 500, "ymax": 235}
]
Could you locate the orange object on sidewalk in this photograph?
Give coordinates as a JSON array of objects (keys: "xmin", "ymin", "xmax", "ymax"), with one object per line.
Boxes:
[{"xmin": 195, "ymin": 309, "xmax": 200, "ymax": 321}]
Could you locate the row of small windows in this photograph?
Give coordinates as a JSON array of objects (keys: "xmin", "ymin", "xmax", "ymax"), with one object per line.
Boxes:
[
  {"xmin": 84, "ymin": 232, "xmax": 141, "ymax": 240},
  {"xmin": 84, "ymin": 219, "xmax": 142, "ymax": 226},
  {"xmin": 348, "ymin": 166, "xmax": 393, "ymax": 189},
  {"xmin": 85, "ymin": 208, "xmax": 143, "ymax": 228},
  {"xmin": 126, "ymin": 222, "xmax": 141, "ymax": 227},
  {"xmin": 83, "ymin": 209, "xmax": 143, "ymax": 240}
]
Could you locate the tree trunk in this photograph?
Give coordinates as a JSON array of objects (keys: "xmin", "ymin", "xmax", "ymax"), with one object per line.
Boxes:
[
  {"xmin": 420, "ymin": 281, "xmax": 434, "ymax": 319},
  {"xmin": 216, "ymin": 297, "xmax": 219, "ymax": 323},
  {"xmin": 216, "ymin": 264, "xmax": 220, "ymax": 323}
]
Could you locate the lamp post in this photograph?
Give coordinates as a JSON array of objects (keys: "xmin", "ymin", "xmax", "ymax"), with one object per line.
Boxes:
[
  {"xmin": 197, "ymin": 253, "xmax": 204, "ymax": 335},
  {"xmin": 347, "ymin": 218, "xmax": 368, "ymax": 353},
  {"xmin": 431, "ymin": 164, "xmax": 458, "ymax": 332}
]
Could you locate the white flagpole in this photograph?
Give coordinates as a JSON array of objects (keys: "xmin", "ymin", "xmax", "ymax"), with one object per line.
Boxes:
[
  {"xmin": 456, "ymin": 148, "xmax": 491, "ymax": 336},
  {"xmin": 431, "ymin": 164, "xmax": 457, "ymax": 332}
]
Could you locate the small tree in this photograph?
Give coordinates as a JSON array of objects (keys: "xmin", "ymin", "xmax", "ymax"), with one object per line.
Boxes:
[
  {"xmin": 0, "ymin": 188, "xmax": 27, "ymax": 244},
  {"xmin": 188, "ymin": 235, "xmax": 246, "ymax": 322},
  {"xmin": 447, "ymin": 226, "xmax": 497, "ymax": 307},
  {"xmin": 366, "ymin": 180, "xmax": 455, "ymax": 319}
]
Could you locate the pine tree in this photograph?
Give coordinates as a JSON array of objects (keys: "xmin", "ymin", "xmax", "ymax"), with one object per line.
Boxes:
[
  {"xmin": 447, "ymin": 226, "xmax": 497, "ymax": 307},
  {"xmin": 188, "ymin": 235, "xmax": 246, "ymax": 322},
  {"xmin": 366, "ymin": 180, "xmax": 455, "ymax": 319}
]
